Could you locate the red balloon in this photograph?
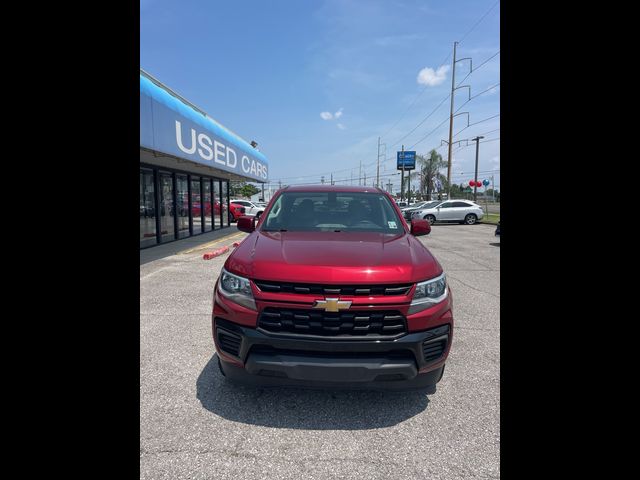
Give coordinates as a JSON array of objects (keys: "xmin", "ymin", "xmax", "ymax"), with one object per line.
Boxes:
[
  {"xmin": 468, "ymin": 180, "xmax": 475, "ymax": 187},
  {"xmin": 476, "ymin": 181, "xmax": 483, "ymax": 187}
]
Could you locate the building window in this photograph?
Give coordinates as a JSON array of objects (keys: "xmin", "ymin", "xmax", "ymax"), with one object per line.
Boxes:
[
  {"xmin": 191, "ymin": 176, "xmax": 203, "ymax": 234},
  {"xmin": 213, "ymin": 180, "xmax": 222, "ymax": 228},
  {"xmin": 176, "ymin": 175, "xmax": 189, "ymax": 239},
  {"xmin": 203, "ymin": 178, "xmax": 213, "ymax": 232},
  {"xmin": 140, "ymin": 169, "xmax": 157, "ymax": 248},
  {"xmin": 222, "ymin": 181, "xmax": 230, "ymax": 226},
  {"xmin": 159, "ymin": 172, "xmax": 175, "ymax": 242}
]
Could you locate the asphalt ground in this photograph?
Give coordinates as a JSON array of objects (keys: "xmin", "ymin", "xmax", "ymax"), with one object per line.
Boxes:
[{"xmin": 140, "ymin": 223, "xmax": 500, "ymax": 479}]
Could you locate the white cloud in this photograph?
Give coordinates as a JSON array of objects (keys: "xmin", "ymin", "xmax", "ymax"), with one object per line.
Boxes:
[
  {"xmin": 334, "ymin": 108, "xmax": 343, "ymax": 118},
  {"xmin": 491, "ymin": 156, "xmax": 500, "ymax": 165},
  {"xmin": 320, "ymin": 111, "xmax": 333, "ymax": 120},
  {"xmin": 337, "ymin": 123, "xmax": 346, "ymax": 130},
  {"xmin": 417, "ymin": 65, "xmax": 450, "ymax": 87}
]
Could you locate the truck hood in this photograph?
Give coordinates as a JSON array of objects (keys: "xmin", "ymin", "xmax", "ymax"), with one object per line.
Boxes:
[{"xmin": 226, "ymin": 231, "xmax": 442, "ymax": 284}]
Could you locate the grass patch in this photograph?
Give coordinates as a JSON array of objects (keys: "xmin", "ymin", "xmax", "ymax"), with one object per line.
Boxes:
[{"xmin": 482, "ymin": 213, "xmax": 500, "ymax": 225}]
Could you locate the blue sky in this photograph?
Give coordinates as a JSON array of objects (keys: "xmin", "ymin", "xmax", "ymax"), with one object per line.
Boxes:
[{"xmin": 141, "ymin": 0, "xmax": 500, "ymax": 193}]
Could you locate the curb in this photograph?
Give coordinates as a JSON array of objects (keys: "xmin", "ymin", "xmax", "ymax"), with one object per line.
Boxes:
[
  {"xmin": 202, "ymin": 239, "xmax": 245, "ymax": 260},
  {"xmin": 203, "ymin": 246, "xmax": 229, "ymax": 260}
]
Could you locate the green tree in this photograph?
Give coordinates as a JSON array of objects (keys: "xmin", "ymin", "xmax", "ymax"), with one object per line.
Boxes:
[
  {"xmin": 416, "ymin": 150, "xmax": 447, "ymax": 200},
  {"xmin": 239, "ymin": 183, "xmax": 260, "ymax": 198},
  {"xmin": 230, "ymin": 182, "xmax": 260, "ymax": 198}
]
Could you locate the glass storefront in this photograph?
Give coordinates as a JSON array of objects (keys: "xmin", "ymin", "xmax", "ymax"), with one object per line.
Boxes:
[
  {"xmin": 140, "ymin": 169, "xmax": 157, "ymax": 248},
  {"xmin": 213, "ymin": 180, "xmax": 222, "ymax": 228},
  {"xmin": 203, "ymin": 179, "xmax": 213, "ymax": 232},
  {"xmin": 222, "ymin": 181, "xmax": 230, "ymax": 227},
  {"xmin": 176, "ymin": 175, "xmax": 189, "ymax": 239},
  {"xmin": 140, "ymin": 164, "xmax": 232, "ymax": 249},
  {"xmin": 159, "ymin": 172, "xmax": 175, "ymax": 242},
  {"xmin": 191, "ymin": 177, "xmax": 203, "ymax": 234}
]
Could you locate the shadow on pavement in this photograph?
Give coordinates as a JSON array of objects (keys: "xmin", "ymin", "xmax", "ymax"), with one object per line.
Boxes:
[
  {"xmin": 489, "ymin": 242, "xmax": 500, "ymax": 247},
  {"xmin": 140, "ymin": 228, "xmax": 243, "ymax": 265},
  {"xmin": 196, "ymin": 355, "xmax": 432, "ymax": 429}
]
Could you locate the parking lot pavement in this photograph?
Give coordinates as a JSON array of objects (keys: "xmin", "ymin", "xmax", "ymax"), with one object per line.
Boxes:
[{"xmin": 140, "ymin": 224, "xmax": 500, "ymax": 479}]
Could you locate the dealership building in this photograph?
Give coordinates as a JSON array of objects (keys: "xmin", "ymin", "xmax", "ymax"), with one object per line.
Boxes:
[{"xmin": 140, "ymin": 69, "xmax": 269, "ymax": 248}]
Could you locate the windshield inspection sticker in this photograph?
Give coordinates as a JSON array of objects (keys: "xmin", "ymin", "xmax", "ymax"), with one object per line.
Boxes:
[{"xmin": 388, "ymin": 221, "xmax": 398, "ymax": 229}]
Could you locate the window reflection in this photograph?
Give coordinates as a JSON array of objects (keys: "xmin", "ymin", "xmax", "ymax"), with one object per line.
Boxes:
[
  {"xmin": 176, "ymin": 175, "xmax": 189, "ymax": 238},
  {"xmin": 159, "ymin": 173, "xmax": 175, "ymax": 242},
  {"xmin": 140, "ymin": 169, "xmax": 157, "ymax": 247},
  {"xmin": 191, "ymin": 177, "xmax": 203, "ymax": 233}
]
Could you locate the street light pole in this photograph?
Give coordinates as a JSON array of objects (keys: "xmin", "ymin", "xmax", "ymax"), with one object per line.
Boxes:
[
  {"xmin": 376, "ymin": 136, "xmax": 380, "ymax": 188},
  {"xmin": 472, "ymin": 136, "xmax": 484, "ymax": 202},
  {"xmin": 400, "ymin": 145, "xmax": 405, "ymax": 203}
]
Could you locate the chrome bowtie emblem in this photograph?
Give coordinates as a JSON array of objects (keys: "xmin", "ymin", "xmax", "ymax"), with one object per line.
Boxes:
[{"xmin": 312, "ymin": 298, "xmax": 352, "ymax": 312}]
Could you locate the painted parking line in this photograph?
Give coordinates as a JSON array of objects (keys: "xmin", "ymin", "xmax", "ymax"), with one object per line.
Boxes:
[{"xmin": 177, "ymin": 231, "xmax": 245, "ymax": 255}]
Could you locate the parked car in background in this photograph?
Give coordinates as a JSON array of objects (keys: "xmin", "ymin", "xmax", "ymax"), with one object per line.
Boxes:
[
  {"xmin": 228, "ymin": 203, "xmax": 246, "ymax": 222},
  {"xmin": 402, "ymin": 200, "xmax": 444, "ymax": 221},
  {"xmin": 411, "ymin": 200, "xmax": 484, "ymax": 225},
  {"xmin": 230, "ymin": 199, "xmax": 266, "ymax": 218}
]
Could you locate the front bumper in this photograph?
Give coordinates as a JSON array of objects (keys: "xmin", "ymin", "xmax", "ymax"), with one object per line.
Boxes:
[{"xmin": 213, "ymin": 316, "xmax": 452, "ymax": 390}]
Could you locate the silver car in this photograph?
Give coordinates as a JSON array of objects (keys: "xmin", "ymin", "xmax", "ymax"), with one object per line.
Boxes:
[
  {"xmin": 411, "ymin": 200, "xmax": 484, "ymax": 225},
  {"xmin": 230, "ymin": 199, "xmax": 265, "ymax": 218}
]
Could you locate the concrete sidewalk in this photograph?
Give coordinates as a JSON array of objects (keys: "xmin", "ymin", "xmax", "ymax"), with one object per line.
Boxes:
[{"xmin": 140, "ymin": 227, "xmax": 246, "ymax": 265}]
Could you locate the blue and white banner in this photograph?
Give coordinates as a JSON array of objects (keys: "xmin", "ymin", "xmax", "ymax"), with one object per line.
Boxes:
[{"xmin": 140, "ymin": 73, "xmax": 269, "ymax": 182}]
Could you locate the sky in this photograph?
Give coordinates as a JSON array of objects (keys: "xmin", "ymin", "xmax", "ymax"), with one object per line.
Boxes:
[{"xmin": 140, "ymin": 0, "xmax": 500, "ymax": 194}]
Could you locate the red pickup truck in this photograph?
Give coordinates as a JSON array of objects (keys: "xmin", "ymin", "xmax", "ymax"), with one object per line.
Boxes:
[{"xmin": 212, "ymin": 185, "xmax": 453, "ymax": 390}]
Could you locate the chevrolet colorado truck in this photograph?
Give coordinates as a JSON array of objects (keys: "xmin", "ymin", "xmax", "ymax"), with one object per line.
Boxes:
[{"xmin": 212, "ymin": 185, "xmax": 453, "ymax": 390}]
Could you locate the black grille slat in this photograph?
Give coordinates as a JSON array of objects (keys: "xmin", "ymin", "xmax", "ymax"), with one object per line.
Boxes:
[
  {"xmin": 254, "ymin": 281, "xmax": 412, "ymax": 296},
  {"xmin": 258, "ymin": 308, "xmax": 406, "ymax": 338},
  {"xmin": 218, "ymin": 330, "xmax": 242, "ymax": 357},
  {"xmin": 422, "ymin": 339, "xmax": 446, "ymax": 362}
]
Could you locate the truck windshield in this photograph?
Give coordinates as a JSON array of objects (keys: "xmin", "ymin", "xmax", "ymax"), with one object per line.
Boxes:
[{"xmin": 262, "ymin": 192, "xmax": 404, "ymax": 233}]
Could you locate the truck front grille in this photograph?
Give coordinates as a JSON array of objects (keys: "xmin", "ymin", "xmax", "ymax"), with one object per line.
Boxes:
[{"xmin": 258, "ymin": 308, "xmax": 407, "ymax": 338}]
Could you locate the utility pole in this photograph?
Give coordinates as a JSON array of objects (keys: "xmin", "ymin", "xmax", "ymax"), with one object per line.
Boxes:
[
  {"xmin": 364, "ymin": 171, "xmax": 367, "ymax": 186},
  {"xmin": 400, "ymin": 145, "xmax": 405, "ymax": 203},
  {"xmin": 386, "ymin": 180, "xmax": 393, "ymax": 193},
  {"xmin": 331, "ymin": 173, "xmax": 334, "ymax": 185},
  {"xmin": 446, "ymin": 41, "xmax": 458, "ymax": 200},
  {"xmin": 261, "ymin": 183, "xmax": 265, "ymax": 201},
  {"xmin": 350, "ymin": 170, "xmax": 353, "ymax": 185},
  {"xmin": 472, "ymin": 136, "xmax": 484, "ymax": 202},
  {"xmin": 279, "ymin": 179, "xmax": 282, "ymax": 190},
  {"xmin": 376, "ymin": 137, "xmax": 380, "ymax": 188},
  {"xmin": 359, "ymin": 161, "xmax": 362, "ymax": 186}
]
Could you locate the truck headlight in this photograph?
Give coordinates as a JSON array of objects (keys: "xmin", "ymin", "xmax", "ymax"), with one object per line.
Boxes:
[
  {"xmin": 409, "ymin": 273, "xmax": 447, "ymax": 314},
  {"xmin": 218, "ymin": 268, "xmax": 256, "ymax": 310}
]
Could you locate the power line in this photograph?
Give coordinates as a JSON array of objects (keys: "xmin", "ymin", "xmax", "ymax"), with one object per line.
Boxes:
[
  {"xmin": 455, "ymin": 50, "xmax": 500, "ymax": 88},
  {"xmin": 407, "ymin": 116, "xmax": 452, "ymax": 150},
  {"xmin": 391, "ymin": 93, "xmax": 451, "ymax": 147},
  {"xmin": 454, "ymin": 82, "xmax": 501, "ymax": 114},
  {"xmin": 379, "ymin": 0, "xmax": 499, "ymax": 141},
  {"xmin": 458, "ymin": 0, "xmax": 500, "ymax": 44},
  {"xmin": 379, "ymin": 51, "xmax": 453, "ymax": 140}
]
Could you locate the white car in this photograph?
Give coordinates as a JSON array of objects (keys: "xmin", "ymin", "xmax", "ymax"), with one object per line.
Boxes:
[
  {"xmin": 411, "ymin": 200, "xmax": 484, "ymax": 225},
  {"xmin": 230, "ymin": 199, "xmax": 265, "ymax": 218}
]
